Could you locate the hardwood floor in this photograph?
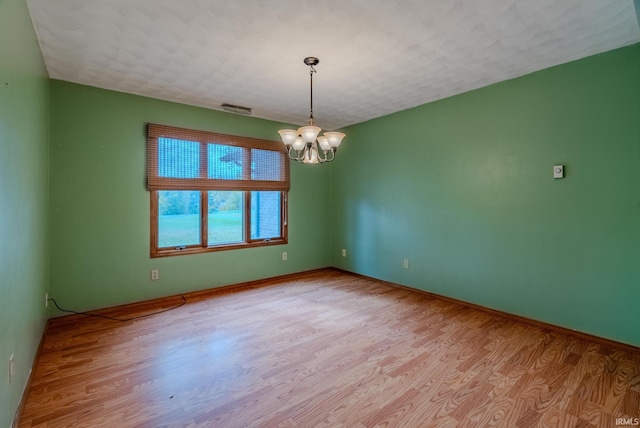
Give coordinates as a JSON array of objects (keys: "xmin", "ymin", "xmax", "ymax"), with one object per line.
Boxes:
[{"xmin": 19, "ymin": 270, "xmax": 640, "ymax": 427}]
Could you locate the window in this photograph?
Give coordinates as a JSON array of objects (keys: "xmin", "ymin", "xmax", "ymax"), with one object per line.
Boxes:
[{"xmin": 147, "ymin": 124, "xmax": 289, "ymax": 257}]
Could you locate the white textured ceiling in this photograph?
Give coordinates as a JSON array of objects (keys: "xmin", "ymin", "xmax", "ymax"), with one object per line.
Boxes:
[{"xmin": 26, "ymin": 0, "xmax": 640, "ymax": 131}]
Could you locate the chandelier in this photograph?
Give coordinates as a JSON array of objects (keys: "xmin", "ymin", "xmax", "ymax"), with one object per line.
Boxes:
[{"xmin": 278, "ymin": 57, "xmax": 345, "ymax": 164}]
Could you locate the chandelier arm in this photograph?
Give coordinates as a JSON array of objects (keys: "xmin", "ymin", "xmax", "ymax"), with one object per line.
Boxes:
[
  {"xmin": 316, "ymin": 149, "xmax": 328, "ymax": 163},
  {"xmin": 325, "ymin": 149, "xmax": 335, "ymax": 162},
  {"xmin": 287, "ymin": 146, "xmax": 304, "ymax": 161},
  {"xmin": 319, "ymin": 147, "xmax": 333, "ymax": 163},
  {"xmin": 318, "ymin": 149, "xmax": 333, "ymax": 163}
]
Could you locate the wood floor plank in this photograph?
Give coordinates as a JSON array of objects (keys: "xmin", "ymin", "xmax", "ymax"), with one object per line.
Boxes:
[{"xmin": 18, "ymin": 270, "xmax": 640, "ymax": 427}]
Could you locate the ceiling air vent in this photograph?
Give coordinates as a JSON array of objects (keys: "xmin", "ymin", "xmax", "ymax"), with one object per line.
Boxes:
[{"xmin": 221, "ymin": 103, "xmax": 252, "ymax": 115}]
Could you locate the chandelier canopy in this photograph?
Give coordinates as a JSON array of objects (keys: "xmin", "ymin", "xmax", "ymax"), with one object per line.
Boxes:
[{"xmin": 278, "ymin": 57, "xmax": 345, "ymax": 164}]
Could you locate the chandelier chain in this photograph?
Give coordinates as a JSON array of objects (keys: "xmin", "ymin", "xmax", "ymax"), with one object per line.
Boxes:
[{"xmin": 309, "ymin": 65, "xmax": 316, "ymax": 124}]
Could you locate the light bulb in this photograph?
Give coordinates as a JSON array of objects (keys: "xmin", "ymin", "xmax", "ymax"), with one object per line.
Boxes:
[
  {"xmin": 324, "ymin": 132, "xmax": 345, "ymax": 148},
  {"xmin": 298, "ymin": 126, "xmax": 321, "ymax": 143},
  {"xmin": 278, "ymin": 129, "xmax": 298, "ymax": 146},
  {"xmin": 292, "ymin": 136, "xmax": 305, "ymax": 151},
  {"xmin": 317, "ymin": 136, "xmax": 331, "ymax": 151}
]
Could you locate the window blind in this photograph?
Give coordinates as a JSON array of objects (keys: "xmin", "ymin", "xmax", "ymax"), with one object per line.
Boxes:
[{"xmin": 147, "ymin": 123, "xmax": 290, "ymax": 191}]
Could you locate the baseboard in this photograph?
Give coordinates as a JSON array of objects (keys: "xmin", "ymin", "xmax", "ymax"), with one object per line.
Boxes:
[
  {"xmin": 12, "ymin": 321, "xmax": 49, "ymax": 428},
  {"xmin": 48, "ymin": 268, "xmax": 334, "ymax": 328},
  {"xmin": 332, "ymin": 268, "xmax": 640, "ymax": 355}
]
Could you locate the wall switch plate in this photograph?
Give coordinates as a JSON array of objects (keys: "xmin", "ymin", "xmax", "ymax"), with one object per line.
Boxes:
[
  {"xmin": 8, "ymin": 354, "xmax": 14, "ymax": 384},
  {"xmin": 342, "ymin": 249, "xmax": 347, "ymax": 257},
  {"xmin": 553, "ymin": 165, "xmax": 564, "ymax": 178},
  {"xmin": 403, "ymin": 259, "xmax": 409, "ymax": 269},
  {"xmin": 45, "ymin": 293, "xmax": 48, "ymax": 307},
  {"xmin": 282, "ymin": 252, "xmax": 287, "ymax": 261},
  {"xmin": 151, "ymin": 269, "xmax": 159, "ymax": 280}
]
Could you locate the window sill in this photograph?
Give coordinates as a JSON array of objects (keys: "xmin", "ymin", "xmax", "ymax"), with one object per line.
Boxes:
[{"xmin": 151, "ymin": 238, "xmax": 287, "ymax": 258}]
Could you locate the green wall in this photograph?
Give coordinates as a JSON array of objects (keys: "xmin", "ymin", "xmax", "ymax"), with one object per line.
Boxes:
[
  {"xmin": 0, "ymin": 0, "xmax": 50, "ymax": 425},
  {"xmin": 49, "ymin": 81, "xmax": 331, "ymax": 312},
  {"xmin": 331, "ymin": 43, "xmax": 640, "ymax": 347}
]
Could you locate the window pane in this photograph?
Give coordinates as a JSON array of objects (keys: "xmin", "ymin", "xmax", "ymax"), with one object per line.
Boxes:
[
  {"xmin": 251, "ymin": 149, "xmax": 282, "ymax": 180},
  {"xmin": 209, "ymin": 144, "xmax": 243, "ymax": 179},
  {"xmin": 251, "ymin": 191, "xmax": 281, "ymax": 240},
  {"xmin": 158, "ymin": 138, "xmax": 200, "ymax": 178},
  {"xmin": 158, "ymin": 191, "xmax": 201, "ymax": 248},
  {"xmin": 208, "ymin": 191, "xmax": 244, "ymax": 245}
]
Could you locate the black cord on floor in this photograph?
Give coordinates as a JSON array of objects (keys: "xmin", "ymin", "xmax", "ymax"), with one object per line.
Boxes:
[{"xmin": 48, "ymin": 295, "xmax": 187, "ymax": 322}]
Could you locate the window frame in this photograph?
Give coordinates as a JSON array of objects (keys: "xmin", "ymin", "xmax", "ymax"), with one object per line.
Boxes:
[{"xmin": 147, "ymin": 124, "xmax": 289, "ymax": 258}]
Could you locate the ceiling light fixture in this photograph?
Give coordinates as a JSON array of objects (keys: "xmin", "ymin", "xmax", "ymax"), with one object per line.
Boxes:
[{"xmin": 278, "ymin": 57, "xmax": 345, "ymax": 164}]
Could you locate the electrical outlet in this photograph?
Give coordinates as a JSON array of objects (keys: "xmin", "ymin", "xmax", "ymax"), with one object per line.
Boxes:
[
  {"xmin": 342, "ymin": 249, "xmax": 347, "ymax": 257},
  {"xmin": 282, "ymin": 252, "xmax": 288, "ymax": 261},
  {"xmin": 151, "ymin": 269, "xmax": 159, "ymax": 281},
  {"xmin": 403, "ymin": 259, "xmax": 409, "ymax": 269},
  {"xmin": 8, "ymin": 354, "xmax": 14, "ymax": 384},
  {"xmin": 45, "ymin": 293, "xmax": 48, "ymax": 307}
]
